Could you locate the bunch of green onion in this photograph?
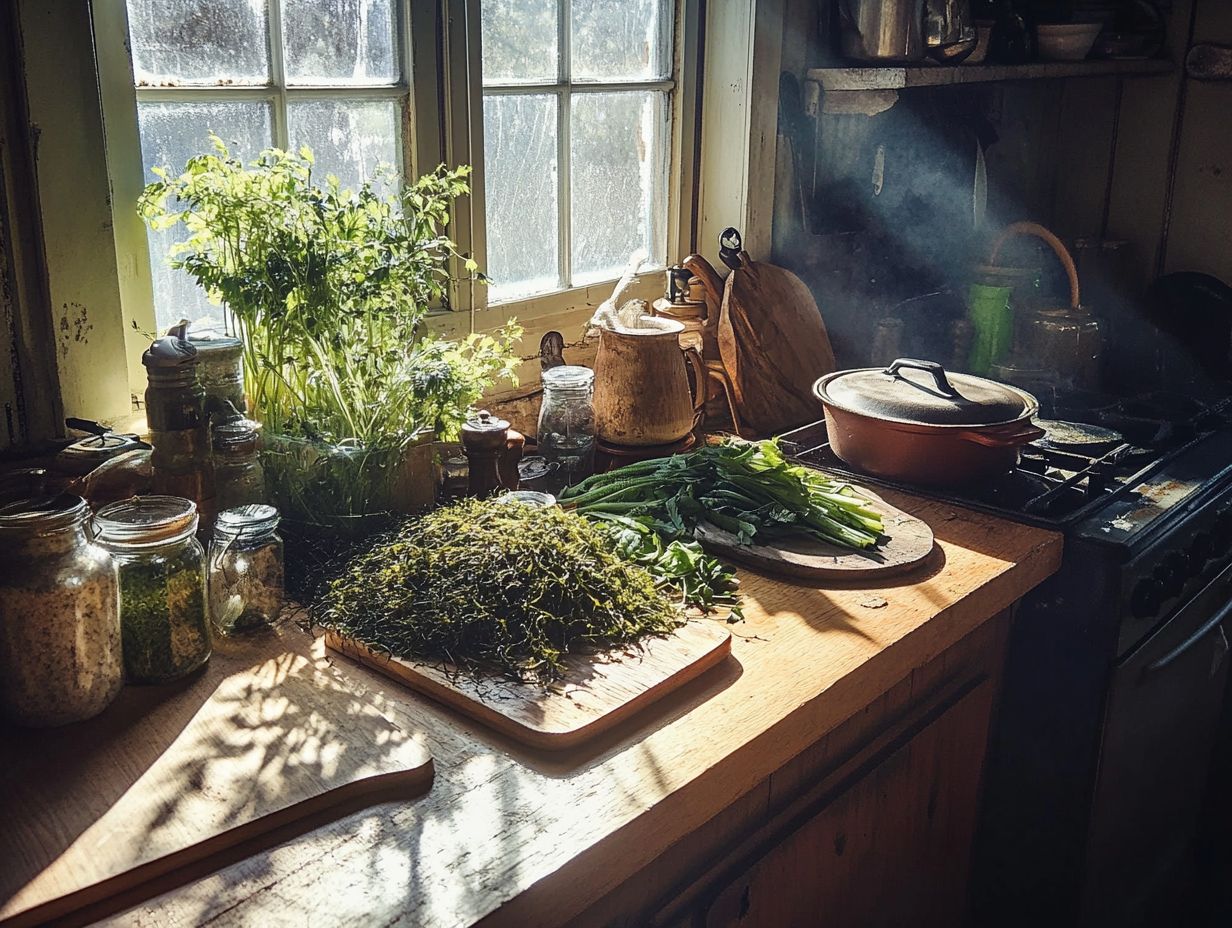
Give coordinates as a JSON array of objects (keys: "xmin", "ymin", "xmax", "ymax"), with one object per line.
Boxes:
[{"xmin": 561, "ymin": 438, "xmax": 884, "ymax": 550}]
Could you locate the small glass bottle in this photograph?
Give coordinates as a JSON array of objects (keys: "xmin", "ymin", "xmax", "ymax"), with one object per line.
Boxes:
[
  {"xmin": 188, "ymin": 332, "xmax": 246, "ymax": 421},
  {"xmin": 537, "ymin": 365, "xmax": 596, "ymax": 493},
  {"xmin": 0, "ymin": 495, "xmax": 123, "ymax": 726},
  {"xmin": 213, "ymin": 418, "xmax": 265, "ymax": 511},
  {"xmin": 95, "ymin": 496, "xmax": 212, "ymax": 684},
  {"xmin": 208, "ymin": 505, "xmax": 284, "ymax": 636}
]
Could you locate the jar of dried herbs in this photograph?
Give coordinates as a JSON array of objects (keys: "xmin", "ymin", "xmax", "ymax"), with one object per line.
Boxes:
[
  {"xmin": 95, "ymin": 496, "xmax": 211, "ymax": 684},
  {"xmin": 0, "ymin": 494, "xmax": 123, "ymax": 726},
  {"xmin": 208, "ymin": 505, "xmax": 284, "ymax": 636},
  {"xmin": 188, "ymin": 332, "xmax": 246, "ymax": 420},
  {"xmin": 212, "ymin": 418, "xmax": 265, "ymax": 511}
]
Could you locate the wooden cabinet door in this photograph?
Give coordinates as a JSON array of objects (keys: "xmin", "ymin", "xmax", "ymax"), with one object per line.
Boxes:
[{"xmin": 700, "ymin": 677, "xmax": 995, "ymax": 928}]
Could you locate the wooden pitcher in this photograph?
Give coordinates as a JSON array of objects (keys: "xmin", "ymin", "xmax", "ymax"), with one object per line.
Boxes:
[{"xmin": 594, "ymin": 318, "xmax": 706, "ymax": 447}]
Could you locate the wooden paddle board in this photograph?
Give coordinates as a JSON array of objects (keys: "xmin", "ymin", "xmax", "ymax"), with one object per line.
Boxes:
[
  {"xmin": 0, "ymin": 624, "xmax": 433, "ymax": 928},
  {"xmin": 325, "ymin": 620, "xmax": 732, "ymax": 752},
  {"xmin": 693, "ymin": 486, "xmax": 935, "ymax": 581}
]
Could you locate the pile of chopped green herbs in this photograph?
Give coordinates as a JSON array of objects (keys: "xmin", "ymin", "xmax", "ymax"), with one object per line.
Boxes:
[
  {"xmin": 316, "ymin": 498, "xmax": 681, "ymax": 684},
  {"xmin": 560, "ymin": 438, "xmax": 885, "ymax": 550}
]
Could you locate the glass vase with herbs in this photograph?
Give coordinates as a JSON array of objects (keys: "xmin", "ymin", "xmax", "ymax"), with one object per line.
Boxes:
[
  {"xmin": 139, "ymin": 137, "xmax": 522, "ymax": 529},
  {"xmin": 95, "ymin": 496, "xmax": 212, "ymax": 684}
]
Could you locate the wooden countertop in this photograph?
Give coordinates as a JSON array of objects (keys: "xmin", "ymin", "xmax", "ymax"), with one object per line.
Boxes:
[{"xmin": 94, "ymin": 493, "xmax": 1061, "ymax": 928}]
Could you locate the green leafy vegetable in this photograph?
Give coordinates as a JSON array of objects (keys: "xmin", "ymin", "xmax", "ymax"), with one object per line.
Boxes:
[
  {"xmin": 590, "ymin": 513, "xmax": 743, "ymax": 621},
  {"xmin": 560, "ymin": 438, "xmax": 885, "ymax": 550}
]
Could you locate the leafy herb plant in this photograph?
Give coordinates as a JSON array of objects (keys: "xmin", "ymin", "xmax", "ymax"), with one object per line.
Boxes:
[{"xmin": 140, "ymin": 138, "xmax": 522, "ymax": 517}]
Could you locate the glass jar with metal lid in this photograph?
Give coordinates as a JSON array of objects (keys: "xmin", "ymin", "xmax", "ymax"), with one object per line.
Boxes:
[
  {"xmin": 537, "ymin": 365, "xmax": 596, "ymax": 493},
  {"xmin": 94, "ymin": 495, "xmax": 212, "ymax": 683},
  {"xmin": 213, "ymin": 418, "xmax": 265, "ymax": 511},
  {"xmin": 208, "ymin": 504, "xmax": 284, "ymax": 636},
  {"xmin": 142, "ymin": 326, "xmax": 214, "ymax": 517},
  {"xmin": 188, "ymin": 332, "xmax": 246, "ymax": 419},
  {"xmin": 0, "ymin": 495, "xmax": 122, "ymax": 726}
]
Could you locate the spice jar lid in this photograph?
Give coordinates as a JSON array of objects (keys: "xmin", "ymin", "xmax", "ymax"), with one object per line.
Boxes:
[
  {"xmin": 60, "ymin": 433, "xmax": 145, "ymax": 473},
  {"xmin": 496, "ymin": 490, "xmax": 557, "ymax": 508},
  {"xmin": 0, "ymin": 494, "xmax": 89, "ymax": 536},
  {"xmin": 212, "ymin": 418, "xmax": 261, "ymax": 452},
  {"xmin": 187, "ymin": 332, "xmax": 244, "ymax": 360},
  {"xmin": 215, "ymin": 504, "xmax": 280, "ymax": 536},
  {"xmin": 94, "ymin": 495, "xmax": 199, "ymax": 548},
  {"xmin": 462, "ymin": 409, "xmax": 510, "ymax": 434},
  {"xmin": 542, "ymin": 365, "xmax": 595, "ymax": 390},
  {"xmin": 142, "ymin": 324, "xmax": 198, "ymax": 370}
]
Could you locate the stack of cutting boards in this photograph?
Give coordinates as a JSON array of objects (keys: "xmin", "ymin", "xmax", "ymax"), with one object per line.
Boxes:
[{"xmin": 684, "ymin": 234, "xmax": 837, "ymax": 437}]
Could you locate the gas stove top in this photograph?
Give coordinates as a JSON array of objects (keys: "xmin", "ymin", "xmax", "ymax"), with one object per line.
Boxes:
[{"xmin": 779, "ymin": 392, "xmax": 1232, "ymax": 543}]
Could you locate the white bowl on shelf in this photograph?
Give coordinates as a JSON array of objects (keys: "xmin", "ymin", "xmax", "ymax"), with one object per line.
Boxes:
[{"xmin": 1037, "ymin": 23, "xmax": 1104, "ymax": 61}]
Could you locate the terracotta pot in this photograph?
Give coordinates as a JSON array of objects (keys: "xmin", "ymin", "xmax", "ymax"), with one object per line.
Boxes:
[
  {"xmin": 594, "ymin": 318, "xmax": 705, "ymax": 447},
  {"xmin": 813, "ymin": 358, "xmax": 1044, "ymax": 488}
]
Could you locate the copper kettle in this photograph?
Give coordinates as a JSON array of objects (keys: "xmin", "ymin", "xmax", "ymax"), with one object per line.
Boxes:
[{"xmin": 989, "ymin": 221, "xmax": 1103, "ymax": 391}]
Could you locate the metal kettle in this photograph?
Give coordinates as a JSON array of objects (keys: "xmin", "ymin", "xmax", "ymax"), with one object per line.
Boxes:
[{"xmin": 837, "ymin": 0, "xmax": 974, "ymax": 63}]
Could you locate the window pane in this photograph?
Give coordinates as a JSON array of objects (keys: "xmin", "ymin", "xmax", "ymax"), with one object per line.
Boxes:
[
  {"xmin": 283, "ymin": 0, "xmax": 398, "ymax": 85},
  {"xmin": 126, "ymin": 0, "xmax": 269, "ymax": 86},
  {"xmin": 481, "ymin": 0, "xmax": 558, "ymax": 84},
  {"xmin": 288, "ymin": 99, "xmax": 401, "ymax": 192},
  {"xmin": 138, "ymin": 102, "xmax": 274, "ymax": 331},
  {"xmin": 483, "ymin": 94, "xmax": 558, "ymax": 302},
  {"xmin": 571, "ymin": 0, "xmax": 669, "ymax": 81},
  {"xmin": 570, "ymin": 91, "xmax": 667, "ymax": 286}
]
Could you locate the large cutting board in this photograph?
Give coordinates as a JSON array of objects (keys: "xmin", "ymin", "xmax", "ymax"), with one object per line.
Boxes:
[
  {"xmin": 694, "ymin": 486, "xmax": 936, "ymax": 581},
  {"xmin": 0, "ymin": 624, "xmax": 433, "ymax": 928},
  {"xmin": 325, "ymin": 621, "xmax": 732, "ymax": 751}
]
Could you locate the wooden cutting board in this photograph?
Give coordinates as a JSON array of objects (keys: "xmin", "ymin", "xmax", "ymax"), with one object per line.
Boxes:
[
  {"xmin": 325, "ymin": 621, "xmax": 732, "ymax": 752},
  {"xmin": 693, "ymin": 486, "xmax": 936, "ymax": 581},
  {"xmin": 0, "ymin": 624, "xmax": 433, "ymax": 928},
  {"xmin": 720, "ymin": 252, "xmax": 837, "ymax": 437}
]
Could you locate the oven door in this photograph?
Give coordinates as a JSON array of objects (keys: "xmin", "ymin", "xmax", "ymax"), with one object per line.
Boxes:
[{"xmin": 1081, "ymin": 559, "xmax": 1232, "ymax": 924}]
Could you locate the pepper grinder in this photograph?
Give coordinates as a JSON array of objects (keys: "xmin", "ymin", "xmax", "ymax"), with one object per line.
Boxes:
[{"xmin": 461, "ymin": 410, "xmax": 510, "ymax": 497}]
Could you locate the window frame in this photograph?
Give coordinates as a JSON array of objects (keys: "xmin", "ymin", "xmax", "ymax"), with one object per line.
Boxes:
[{"xmin": 94, "ymin": 0, "xmax": 701, "ymax": 398}]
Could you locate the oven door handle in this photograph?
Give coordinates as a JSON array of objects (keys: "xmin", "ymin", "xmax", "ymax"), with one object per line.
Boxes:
[{"xmin": 1145, "ymin": 597, "xmax": 1232, "ymax": 674}]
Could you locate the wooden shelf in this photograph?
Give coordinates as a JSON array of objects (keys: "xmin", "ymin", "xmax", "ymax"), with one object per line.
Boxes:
[{"xmin": 806, "ymin": 58, "xmax": 1172, "ymax": 93}]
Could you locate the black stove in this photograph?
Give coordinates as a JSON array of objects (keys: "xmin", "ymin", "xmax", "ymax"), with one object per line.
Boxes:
[{"xmin": 781, "ymin": 390, "xmax": 1232, "ymax": 926}]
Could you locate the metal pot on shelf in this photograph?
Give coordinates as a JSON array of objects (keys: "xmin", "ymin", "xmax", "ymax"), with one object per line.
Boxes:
[{"xmin": 812, "ymin": 358, "xmax": 1044, "ymax": 488}]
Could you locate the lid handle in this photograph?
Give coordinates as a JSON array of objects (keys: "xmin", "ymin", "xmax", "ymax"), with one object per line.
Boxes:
[{"xmin": 883, "ymin": 358, "xmax": 958, "ymax": 398}]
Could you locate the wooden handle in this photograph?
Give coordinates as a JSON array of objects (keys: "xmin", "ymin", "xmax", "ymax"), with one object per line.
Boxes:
[
  {"xmin": 683, "ymin": 254, "xmax": 725, "ymax": 314},
  {"xmin": 988, "ymin": 221, "xmax": 1082, "ymax": 310},
  {"xmin": 683, "ymin": 346, "xmax": 708, "ymax": 415}
]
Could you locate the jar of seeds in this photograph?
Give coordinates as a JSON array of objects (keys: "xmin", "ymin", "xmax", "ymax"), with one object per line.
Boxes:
[
  {"xmin": 212, "ymin": 418, "xmax": 265, "ymax": 511},
  {"xmin": 95, "ymin": 496, "xmax": 211, "ymax": 684},
  {"xmin": 0, "ymin": 495, "xmax": 122, "ymax": 726},
  {"xmin": 208, "ymin": 505, "xmax": 284, "ymax": 636}
]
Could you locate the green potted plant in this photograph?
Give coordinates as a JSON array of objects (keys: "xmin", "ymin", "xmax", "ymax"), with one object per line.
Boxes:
[{"xmin": 140, "ymin": 136, "xmax": 520, "ymax": 529}]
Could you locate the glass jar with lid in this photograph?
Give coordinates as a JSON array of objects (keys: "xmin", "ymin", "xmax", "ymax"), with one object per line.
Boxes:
[
  {"xmin": 213, "ymin": 418, "xmax": 265, "ymax": 511},
  {"xmin": 208, "ymin": 505, "xmax": 284, "ymax": 636},
  {"xmin": 95, "ymin": 495, "xmax": 212, "ymax": 684},
  {"xmin": 188, "ymin": 332, "xmax": 246, "ymax": 420},
  {"xmin": 537, "ymin": 365, "xmax": 596, "ymax": 492},
  {"xmin": 0, "ymin": 494, "xmax": 123, "ymax": 726}
]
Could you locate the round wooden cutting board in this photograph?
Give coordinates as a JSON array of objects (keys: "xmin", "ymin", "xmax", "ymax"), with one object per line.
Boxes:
[{"xmin": 693, "ymin": 486, "xmax": 936, "ymax": 581}]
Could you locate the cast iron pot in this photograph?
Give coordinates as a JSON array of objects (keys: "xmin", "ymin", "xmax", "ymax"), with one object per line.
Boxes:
[{"xmin": 812, "ymin": 358, "xmax": 1044, "ymax": 488}]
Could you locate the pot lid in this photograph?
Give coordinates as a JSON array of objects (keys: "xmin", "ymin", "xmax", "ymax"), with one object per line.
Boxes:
[{"xmin": 816, "ymin": 358, "xmax": 1036, "ymax": 426}]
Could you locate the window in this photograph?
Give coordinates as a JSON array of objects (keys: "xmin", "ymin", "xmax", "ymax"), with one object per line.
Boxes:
[
  {"xmin": 111, "ymin": 0, "xmax": 684, "ymax": 334},
  {"xmin": 125, "ymin": 0, "xmax": 409, "ymax": 331},
  {"xmin": 479, "ymin": 0, "xmax": 673, "ymax": 303}
]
